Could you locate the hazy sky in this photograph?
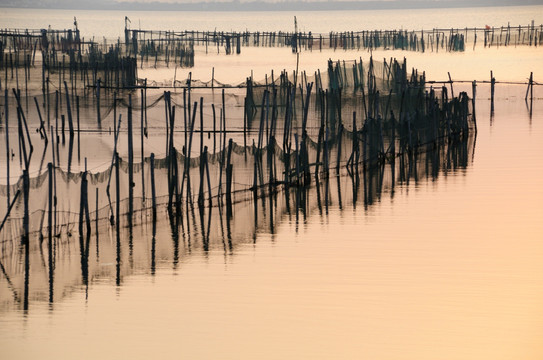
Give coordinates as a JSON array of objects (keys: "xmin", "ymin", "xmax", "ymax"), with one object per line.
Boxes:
[
  {"xmin": 2, "ymin": 0, "xmax": 542, "ymax": 10},
  {"xmin": 79, "ymin": 0, "xmax": 543, "ymax": 3}
]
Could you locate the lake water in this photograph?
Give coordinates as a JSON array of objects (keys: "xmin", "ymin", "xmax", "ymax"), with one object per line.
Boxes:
[
  {"xmin": 1, "ymin": 5, "xmax": 542, "ymax": 38},
  {"xmin": 1, "ymin": 6, "xmax": 543, "ymax": 360}
]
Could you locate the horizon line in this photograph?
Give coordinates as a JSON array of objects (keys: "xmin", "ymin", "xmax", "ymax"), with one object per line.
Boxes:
[{"xmin": 2, "ymin": 0, "xmax": 542, "ymax": 12}]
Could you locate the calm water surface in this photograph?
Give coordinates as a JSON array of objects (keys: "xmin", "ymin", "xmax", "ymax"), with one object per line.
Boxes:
[
  {"xmin": 0, "ymin": 6, "xmax": 543, "ymax": 360},
  {"xmin": 1, "ymin": 88, "xmax": 541, "ymax": 360}
]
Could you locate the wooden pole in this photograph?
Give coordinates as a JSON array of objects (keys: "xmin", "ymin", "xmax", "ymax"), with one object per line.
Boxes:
[
  {"xmin": 336, "ymin": 124, "xmax": 343, "ymax": 174},
  {"xmin": 96, "ymin": 79, "xmax": 101, "ymax": 127},
  {"xmin": 525, "ymin": 72, "xmax": 533, "ymax": 101},
  {"xmin": 226, "ymin": 138, "xmax": 233, "ymax": 209},
  {"xmin": 115, "ymin": 151, "xmax": 121, "ymax": 286},
  {"xmin": 212, "ymin": 103, "xmax": 217, "ymax": 154},
  {"xmin": 128, "ymin": 94, "xmax": 134, "ymax": 223},
  {"xmin": 198, "ymin": 146, "xmax": 207, "ymax": 208},
  {"xmin": 115, "ymin": 151, "xmax": 120, "ymax": 238},
  {"xmin": 140, "ymin": 88, "xmax": 145, "ymax": 202},
  {"xmin": 23, "ymin": 170, "xmax": 29, "ymax": 311},
  {"xmin": 64, "ymin": 81, "xmax": 74, "ymax": 137},
  {"xmin": 472, "ymin": 80, "xmax": 477, "ymax": 132},
  {"xmin": 0, "ymin": 190, "xmax": 20, "ymax": 235},
  {"xmin": 95, "ymin": 187, "xmax": 99, "ymax": 257},
  {"xmin": 76, "ymin": 95, "xmax": 80, "ymax": 162},
  {"xmin": 4, "ymin": 90, "xmax": 10, "ymax": 207},
  {"xmin": 490, "ymin": 71, "xmax": 495, "ymax": 114},
  {"xmin": 200, "ymin": 96, "xmax": 204, "ymax": 158},
  {"xmin": 150, "ymin": 153, "xmax": 157, "ymax": 223}
]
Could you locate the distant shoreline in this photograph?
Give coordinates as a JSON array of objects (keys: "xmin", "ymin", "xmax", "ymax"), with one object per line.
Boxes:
[{"xmin": 1, "ymin": 0, "xmax": 542, "ymax": 12}]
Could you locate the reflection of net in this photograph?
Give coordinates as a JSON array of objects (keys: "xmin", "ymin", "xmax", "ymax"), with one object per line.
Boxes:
[
  {"xmin": 0, "ymin": 143, "xmax": 273, "ymax": 242},
  {"xmin": 0, "ymin": 131, "xmax": 475, "ymax": 245},
  {"xmin": 0, "ymin": 132, "xmax": 475, "ymax": 312}
]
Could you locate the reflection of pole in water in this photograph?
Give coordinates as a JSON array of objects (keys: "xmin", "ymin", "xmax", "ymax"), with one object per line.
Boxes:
[
  {"xmin": 253, "ymin": 143, "xmax": 258, "ymax": 242},
  {"xmin": 390, "ymin": 149, "xmax": 395, "ymax": 197},
  {"xmin": 170, "ymin": 211, "xmax": 180, "ymax": 268},
  {"xmin": 198, "ymin": 200, "xmax": 207, "ymax": 252},
  {"xmin": 315, "ymin": 175, "xmax": 323, "ymax": 216},
  {"xmin": 0, "ymin": 257, "xmax": 20, "ymax": 304},
  {"xmin": 95, "ymin": 188, "xmax": 99, "ymax": 260},
  {"xmin": 23, "ymin": 169, "xmax": 30, "ymax": 312},
  {"xmin": 150, "ymin": 153, "xmax": 157, "ymax": 223},
  {"xmin": 115, "ymin": 152, "xmax": 121, "ymax": 286},
  {"xmin": 301, "ymin": 187, "xmax": 308, "ymax": 221},
  {"xmin": 151, "ymin": 219, "xmax": 156, "ymax": 276},
  {"xmin": 225, "ymin": 201, "xmax": 233, "ymax": 253},
  {"xmin": 351, "ymin": 172, "xmax": 359, "ymax": 208},
  {"xmin": 206, "ymin": 204, "xmax": 213, "ymax": 249},
  {"xmin": 336, "ymin": 174, "xmax": 343, "ymax": 210},
  {"xmin": 324, "ymin": 175, "xmax": 330, "ymax": 215},
  {"xmin": 78, "ymin": 160, "xmax": 91, "ymax": 296},
  {"xmin": 363, "ymin": 162, "xmax": 368, "ymax": 208},
  {"xmin": 268, "ymin": 188, "xmax": 275, "ymax": 235},
  {"xmin": 48, "ymin": 163, "xmax": 54, "ymax": 303}
]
